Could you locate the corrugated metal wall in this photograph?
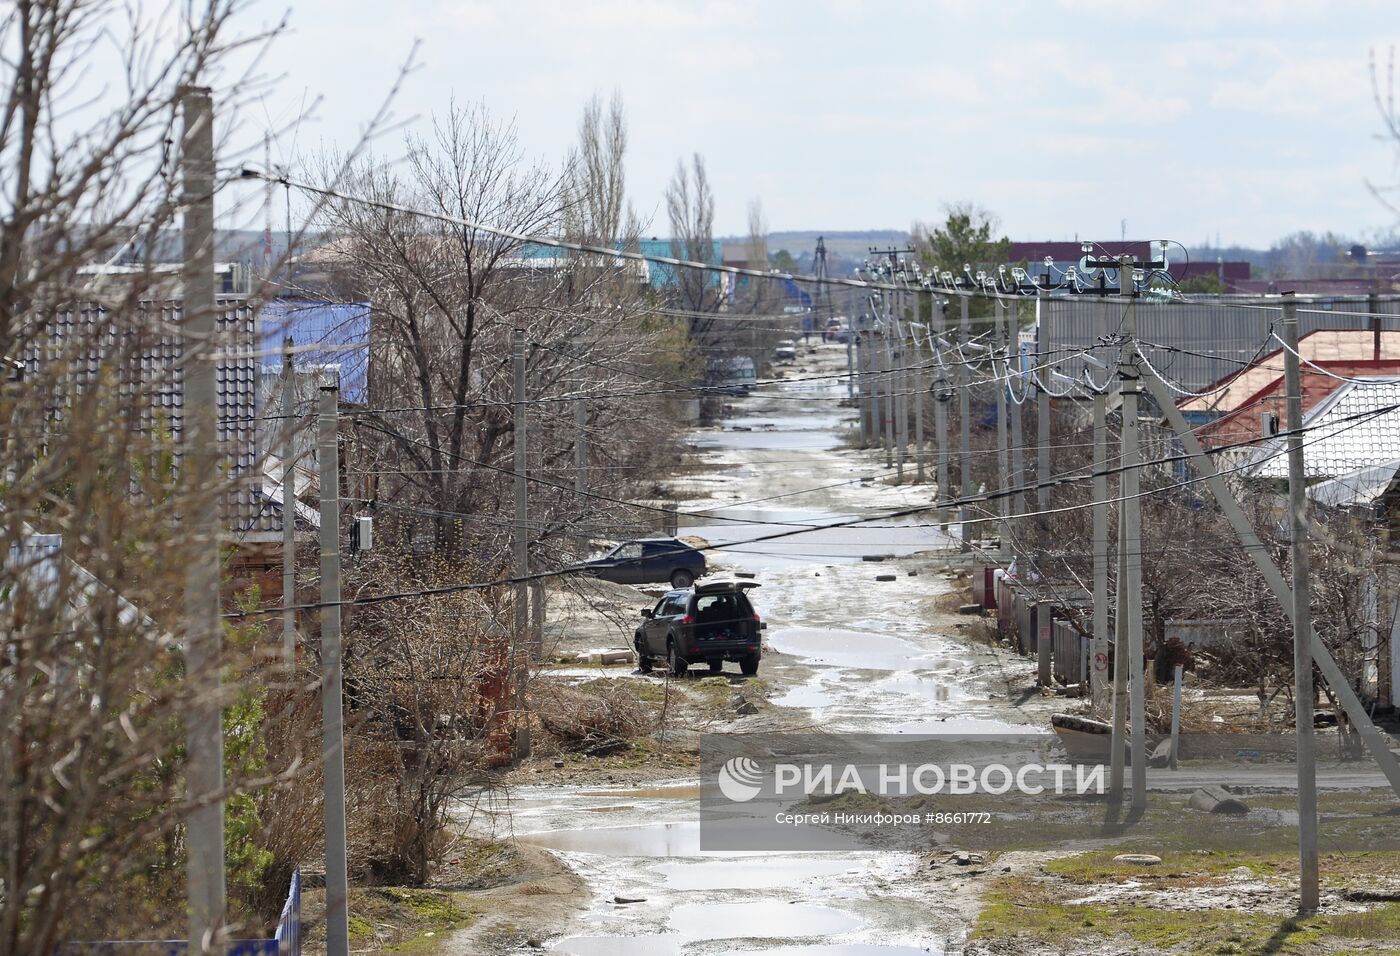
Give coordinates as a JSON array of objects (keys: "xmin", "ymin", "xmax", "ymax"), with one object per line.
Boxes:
[{"xmin": 1037, "ymin": 294, "xmax": 1400, "ymax": 392}]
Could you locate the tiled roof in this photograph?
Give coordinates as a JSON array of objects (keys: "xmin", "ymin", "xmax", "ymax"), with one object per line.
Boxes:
[
  {"xmin": 1250, "ymin": 377, "xmax": 1400, "ymax": 479},
  {"xmin": 21, "ymin": 300, "xmax": 278, "ymax": 536}
]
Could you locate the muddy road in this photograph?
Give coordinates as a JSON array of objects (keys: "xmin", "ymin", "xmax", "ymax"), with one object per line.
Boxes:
[{"xmin": 464, "ymin": 343, "xmax": 1054, "ymax": 955}]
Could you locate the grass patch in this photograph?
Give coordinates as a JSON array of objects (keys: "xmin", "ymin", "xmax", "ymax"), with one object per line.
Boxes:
[
  {"xmin": 1044, "ymin": 848, "xmax": 1276, "ymax": 886},
  {"xmin": 977, "ymin": 847, "xmax": 1400, "ymax": 955},
  {"xmin": 1328, "ymin": 902, "xmax": 1400, "ymax": 940},
  {"xmin": 975, "ymin": 879, "xmax": 1322, "ymax": 953},
  {"xmin": 311, "ymin": 886, "xmax": 481, "ymax": 954}
]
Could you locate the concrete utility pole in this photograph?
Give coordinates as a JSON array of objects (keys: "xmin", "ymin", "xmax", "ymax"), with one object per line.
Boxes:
[
  {"xmin": 894, "ymin": 293, "xmax": 908, "ymax": 481},
  {"xmin": 857, "ymin": 326, "xmax": 871, "ymax": 446},
  {"xmin": 882, "ymin": 326, "xmax": 895, "ymax": 469},
  {"xmin": 574, "ymin": 389, "xmax": 587, "ymax": 554},
  {"xmin": 864, "ymin": 316, "xmax": 879, "ymax": 447},
  {"xmin": 317, "ymin": 383, "xmax": 350, "ymax": 956},
  {"xmin": 1110, "ymin": 469, "xmax": 1129, "ymax": 799},
  {"xmin": 846, "ymin": 311, "xmax": 856, "ymax": 401},
  {"xmin": 281, "ymin": 338, "xmax": 297, "ymax": 667},
  {"xmin": 1117, "ymin": 258, "xmax": 1147, "ymax": 812},
  {"xmin": 913, "ymin": 291, "xmax": 926, "ymax": 483},
  {"xmin": 574, "ymin": 393, "xmax": 587, "ymax": 496},
  {"xmin": 1091, "ymin": 315, "xmax": 1110, "ymax": 714},
  {"xmin": 513, "ymin": 327, "xmax": 532, "ymax": 645},
  {"xmin": 1282, "ymin": 292, "xmax": 1321, "ymax": 912},
  {"xmin": 1008, "ymin": 302, "xmax": 1027, "ymax": 528},
  {"xmin": 1036, "ymin": 288, "xmax": 1051, "ymax": 547},
  {"xmin": 934, "ymin": 298, "xmax": 951, "ymax": 532},
  {"xmin": 959, "ymin": 295, "xmax": 972, "ymax": 552},
  {"xmin": 179, "ymin": 84, "xmax": 226, "ymax": 954},
  {"xmin": 512, "ymin": 328, "xmax": 532, "ymax": 759},
  {"xmin": 995, "ymin": 299, "xmax": 1011, "ymax": 564}
]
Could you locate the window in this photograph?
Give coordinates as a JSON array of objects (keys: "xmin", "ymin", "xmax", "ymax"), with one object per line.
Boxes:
[
  {"xmin": 661, "ymin": 594, "xmax": 688, "ymax": 617},
  {"xmin": 694, "ymin": 593, "xmax": 748, "ymax": 623},
  {"xmin": 615, "ymin": 543, "xmax": 643, "ymax": 560}
]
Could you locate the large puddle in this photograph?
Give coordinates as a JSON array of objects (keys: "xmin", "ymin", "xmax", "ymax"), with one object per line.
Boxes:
[
  {"xmin": 551, "ymin": 936, "xmax": 684, "ymax": 955},
  {"xmin": 685, "ymin": 517, "xmax": 948, "ymax": 571},
  {"xmin": 714, "ymin": 946, "xmax": 938, "ymax": 956},
  {"xmin": 767, "ymin": 627, "xmax": 939, "ymax": 670},
  {"xmin": 553, "ymin": 941, "xmax": 934, "ymax": 956},
  {"xmin": 518, "ymin": 821, "xmax": 703, "ymax": 856},
  {"xmin": 655, "ymin": 855, "xmax": 860, "ymax": 890},
  {"xmin": 668, "ymin": 901, "xmax": 861, "ymax": 940}
]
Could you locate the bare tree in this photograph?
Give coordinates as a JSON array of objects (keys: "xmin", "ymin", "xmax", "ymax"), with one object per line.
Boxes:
[
  {"xmin": 315, "ymin": 98, "xmax": 689, "ymax": 563},
  {"xmin": 665, "ymin": 152, "xmax": 722, "ymax": 340},
  {"xmin": 740, "ymin": 198, "xmax": 771, "ymax": 314},
  {"xmin": 564, "ymin": 90, "xmax": 637, "ymax": 245},
  {"xmin": 0, "ymin": 1, "xmax": 322, "ymax": 950}
]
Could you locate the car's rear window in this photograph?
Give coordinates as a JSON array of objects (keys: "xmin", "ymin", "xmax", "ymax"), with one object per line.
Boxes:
[{"xmin": 692, "ymin": 592, "xmax": 752, "ymax": 622}]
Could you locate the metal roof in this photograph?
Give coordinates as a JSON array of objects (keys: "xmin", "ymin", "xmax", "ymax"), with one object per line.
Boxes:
[
  {"xmin": 21, "ymin": 300, "xmax": 276, "ymax": 537},
  {"xmin": 1307, "ymin": 458, "xmax": 1400, "ymax": 508},
  {"xmin": 1249, "ymin": 377, "xmax": 1400, "ymax": 480}
]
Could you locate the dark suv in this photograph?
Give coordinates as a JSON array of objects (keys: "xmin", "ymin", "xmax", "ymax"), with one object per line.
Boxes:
[
  {"xmin": 634, "ymin": 579, "xmax": 765, "ymax": 677},
  {"xmin": 581, "ymin": 537, "xmax": 706, "ymax": 589}
]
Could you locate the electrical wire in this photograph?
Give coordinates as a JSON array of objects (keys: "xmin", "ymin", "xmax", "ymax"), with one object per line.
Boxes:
[{"xmin": 223, "ymin": 394, "xmax": 1396, "ymax": 620}]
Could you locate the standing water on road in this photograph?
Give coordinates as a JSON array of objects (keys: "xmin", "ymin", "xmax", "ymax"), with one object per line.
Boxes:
[{"xmin": 473, "ymin": 345, "xmax": 1039, "ymax": 954}]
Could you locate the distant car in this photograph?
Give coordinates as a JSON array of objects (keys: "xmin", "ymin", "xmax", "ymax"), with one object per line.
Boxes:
[
  {"xmin": 634, "ymin": 578, "xmax": 766, "ymax": 676},
  {"xmin": 705, "ymin": 356, "xmax": 758, "ymax": 395},
  {"xmin": 774, "ymin": 339, "xmax": 797, "ymax": 362},
  {"xmin": 833, "ymin": 326, "xmax": 854, "ymax": 343},
  {"xmin": 823, "ymin": 319, "xmax": 846, "ymax": 342},
  {"xmin": 581, "ymin": 537, "xmax": 707, "ymax": 589}
]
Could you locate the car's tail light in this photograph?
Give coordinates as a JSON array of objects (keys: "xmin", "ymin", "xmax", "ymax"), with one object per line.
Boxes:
[
  {"xmin": 681, "ymin": 615, "xmax": 693, "ymax": 625},
  {"xmin": 753, "ymin": 613, "xmax": 761, "ymax": 622}
]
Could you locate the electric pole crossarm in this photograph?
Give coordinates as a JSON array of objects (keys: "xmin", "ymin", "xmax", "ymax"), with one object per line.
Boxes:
[{"xmin": 1142, "ymin": 368, "xmax": 1400, "ymax": 800}]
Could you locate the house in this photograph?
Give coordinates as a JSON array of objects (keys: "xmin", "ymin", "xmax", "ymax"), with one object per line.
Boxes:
[
  {"xmin": 1243, "ymin": 378, "xmax": 1400, "ymax": 710},
  {"xmin": 19, "ymin": 298, "xmax": 361, "ymax": 610},
  {"xmin": 1182, "ymin": 330, "xmax": 1400, "ymax": 454},
  {"xmin": 1247, "ymin": 376, "xmax": 1400, "ymax": 484},
  {"xmin": 637, "ymin": 237, "xmax": 727, "ymax": 298}
]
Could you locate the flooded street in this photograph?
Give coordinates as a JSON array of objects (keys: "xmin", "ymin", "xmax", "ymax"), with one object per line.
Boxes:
[{"xmin": 469, "ymin": 344, "xmax": 1044, "ymax": 954}]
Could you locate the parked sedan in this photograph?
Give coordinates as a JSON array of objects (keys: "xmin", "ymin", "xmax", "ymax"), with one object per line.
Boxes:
[
  {"xmin": 580, "ymin": 537, "xmax": 707, "ymax": 589},
  {"xmin": 634, "ymin": 578, "xmax": 765, "ymax": 676}
]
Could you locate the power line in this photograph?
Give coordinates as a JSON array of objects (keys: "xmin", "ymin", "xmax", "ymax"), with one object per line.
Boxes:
[{"xmin": 224, "ymin": 395, "xmax": 1393, "ymax": 620}]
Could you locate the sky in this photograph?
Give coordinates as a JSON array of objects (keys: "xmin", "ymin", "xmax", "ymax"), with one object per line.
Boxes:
[{"xmin": 234, "ymin": 0, "xmax": 1400, "ymax": 249}]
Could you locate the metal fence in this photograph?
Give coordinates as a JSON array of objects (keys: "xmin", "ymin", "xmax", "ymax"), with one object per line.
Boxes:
[{"xmin": 1037, "ymin": 294, "xmax": 1400, "ymax": 393}]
